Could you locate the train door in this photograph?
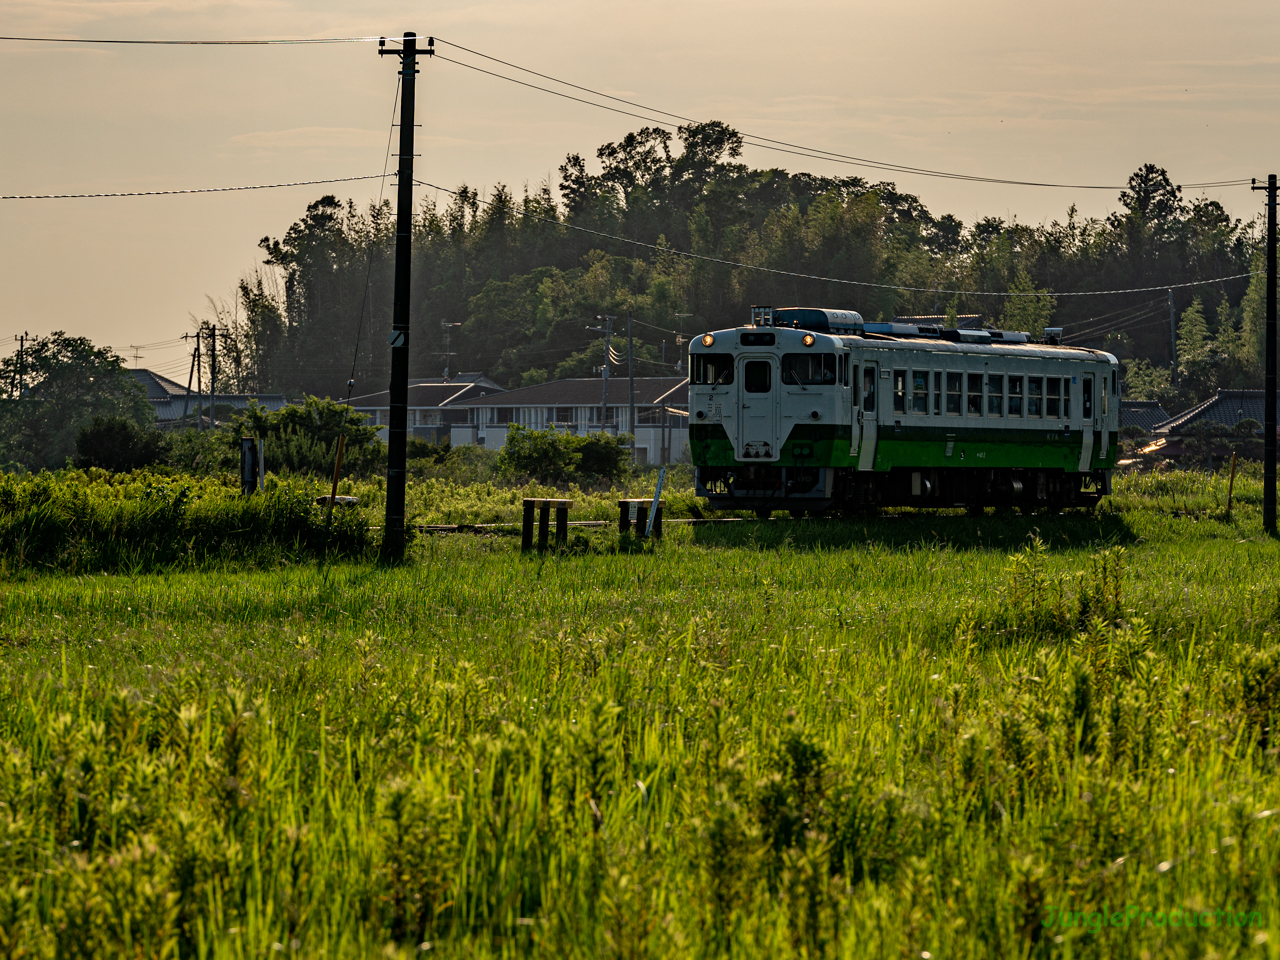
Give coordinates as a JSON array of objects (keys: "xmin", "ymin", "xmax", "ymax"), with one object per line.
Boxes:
[
  {"xmin": 738, "ymin": 356, "xmax": 777, "ymax": 459},
  {"xmin": 857, "ymin": 360, "xmax": 879, "ymax": 471},
  {"xmin": 1077, "ymin": 371, "xmax": 1095, "ymax": 471}
]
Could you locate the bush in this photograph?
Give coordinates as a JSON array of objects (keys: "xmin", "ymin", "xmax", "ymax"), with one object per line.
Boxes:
[
  {"xmin": 74, "ymin": 416, "xmax": 169, "ymax": 472},
  {"xmin": 230, "ymin": 397, "xmax": 384, "ymax": 478},
  {"xmin": 496, "ymin": 426, "xmax": 632, "ymax": 486}
]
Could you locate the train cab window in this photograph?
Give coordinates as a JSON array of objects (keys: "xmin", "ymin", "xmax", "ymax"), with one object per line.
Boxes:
[
  {"xmin": 851, "ymin": 366, "xmax": 860, "ymax": 407},
  {"xmin": 782, "ymin": 353, "xmax": 837, "ymax": 385},
  {"xmin": 987, "ymin": 374, "xmax": 1003, "ymax": 417},
  {"xmin": 1028, "ymin": 377, "xmax": 1043, "ymax": 417},
  {"xmin": 692, "ymin": 354, "xmax": 734, "ymax": 385},
  {"xmin": 911, "ymin": 371, "xmax": 929, "ymax": 413},
  {"xmin": 893, "ymin": 370, "xmax": 907, "ymax": 413},
  {"xmin": 946, "ymin": 372, "xmax": 962, "ymax": 415},
  {"xmin": 1064, "ymin": 379, "xmax": 1071, "ymax": 420},
  {"xmin": 933, "ymin": 372, "xmax": 942, "ymax": 415},
  {"xmin": 744, "ymin": 360, "xmax": 772, "ymax": 393},
  {"xmin": 862, "ymin": 367, "xmax": 877, "ymax": 412},
  {"xmin": 838, "ymin": 354, "xmax": 849, "ymax": 387},
  {"xmin": 967, "ymin": 373, "xmax": 984, "ymax": 416},
  {"xmin": 1008, "ymin": 376, "xmax": 1023, "ymax": 417},
  {"xmin": 1047, "ymin": 378, "xmax": 1061, "ymax": 418},
  {"xmin": 1082, "ymin": 377, "xmax": 1093, "ymax": 421}
]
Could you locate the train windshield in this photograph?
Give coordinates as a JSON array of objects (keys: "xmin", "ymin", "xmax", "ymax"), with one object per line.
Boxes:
[
  {"xmin": 781, "ymin": 353, "xmax": 837, "ymax": 385},
  {"xmin": 692, "ymin": 354, "xmax": 734, "ymax": 385}
]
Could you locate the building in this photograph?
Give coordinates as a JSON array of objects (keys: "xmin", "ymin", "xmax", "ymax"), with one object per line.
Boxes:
[
  {"xmin": 130, "ymin": 369, "xmax": 288, "ymax": 428},
  {"xmin": 1119, "ymin": 400, "xmax": 1170, "ymax": 434},
  {"xmin": 346, "ymin": 374, "xmax": 506, "ymax": 442},
  {"xmin": 450, "ymin": 377, "xmax": 689, "ymax": 464},
  {"xmin": 1137, "ymin": 388, "xmax": 1277, "ymax": 458}
]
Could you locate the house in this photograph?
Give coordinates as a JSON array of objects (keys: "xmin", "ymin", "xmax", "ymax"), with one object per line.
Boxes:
[
  {"xmin": 1138, "ymin": 388, "xmax": 1276, "ymax": 458},
  {"xmin": 449, "ymin": 377, "xmax": 689, "ymax": 464},
  {"xmin": 129, "ymin": 369, "xmax": 288, "ymax": 428},
  {"xmin": 346, "ymin": 374, "xmax": 506, "ymax": 443},
  {"xmin": 1119, "ymin": 400, "xmax": 1170, "ymax": 434}
]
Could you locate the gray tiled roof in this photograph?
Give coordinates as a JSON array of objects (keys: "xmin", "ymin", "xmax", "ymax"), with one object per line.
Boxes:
[
  {"xmin": 456, "ymin": 377, "xmax": 687, "ymax": 408},
  {"xmin": 347, "ymin": 380, "xmax": 505, "ymax": 408},
  {"xmin": 131, "ymin": 369, "xmax": 287, "ymax": 422},
  {"xmin": 1154, "ymin": 389, "xmax": 1277, "ymax": 434},
  {"xmin": 1120, "ymin": 400, "xmax": 1170, "ymax": 432}
]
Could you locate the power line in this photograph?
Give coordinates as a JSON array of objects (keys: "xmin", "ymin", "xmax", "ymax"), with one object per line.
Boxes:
[
  {"xmin": 415, "ymin": 178, "xmax": 1259, "ymax": 298},
  {"xmin": 433, "ymin": 38, "xmax": 1253, "ymax": 192},
  {"xmin": 0, "ymin": 35, "xmax": 384, "ymax": 45},
  {"xmin": 2, "ymin": 174, "xmax": 387, "ymax": 200}
]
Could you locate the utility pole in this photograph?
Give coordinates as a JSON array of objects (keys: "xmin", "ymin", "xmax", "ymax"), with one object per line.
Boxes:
[
  {"xmin": 180, "ymin": 331, "xmax": 199, "ymax": 429},
  {"xmin": 13, "ymin": 332, "xmax": 27, "ymax": 398},
  {"xmin": 674, "ymin": 312, "xmax": 692, "ymax": 374},
  {"xmin": 587, "ymin": 315, "xmax": 615, "ymax": 431},
  {"xmin": 1253, "ymin": 174, "xmax": 1278, "ymax": 534},
  {"xmin": 627, "ymin": 312, "xmax": 635, "ymax": 456},
  {"xmin": 438, "ymin": 321, "xmax": 461, "ymax": 379},
  {"xmin": 378, "ymin": 32, "xmax": 429, "ymax": 563},
  {"xmin": 208, "ymin": 323, "xmax": 218, "ymax": 428},
  {"xmin": 1168, "ymin": 289, "xmax": 1178, "ymax": 388}
]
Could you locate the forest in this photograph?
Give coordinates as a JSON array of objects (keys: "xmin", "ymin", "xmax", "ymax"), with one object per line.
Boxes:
[{"xmin": 197, "ymin": 121, "xmax": 1261, "ymax": 411}]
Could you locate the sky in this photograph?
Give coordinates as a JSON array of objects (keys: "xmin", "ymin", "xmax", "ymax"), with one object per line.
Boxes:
[{"xmin": 2, "ymin": 0, "xmax": 1278, "ymax": 378}]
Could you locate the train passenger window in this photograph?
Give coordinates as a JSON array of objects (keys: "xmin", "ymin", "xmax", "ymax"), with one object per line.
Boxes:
[
  {"xmin": 1028, "ymin": 377, "xmax": 1043, "ymax": 417},
  {"xmin": 933, "ymin": 372, "xmax": 942, "ymax": 415},
  {"xmin": 1082, "ymin": 377, "xmax": 1093, "ymax": 421},
  {"xmin": 1008, "ymin": 376, "xmax": 1023, "ymax": 417},
  {"xmin": 987, "ymin": 374, "xmax": 1003, "ymax": 416},
  {"xmin": 744, "ymin": 360, "xmax": 772, "ymax": 393},
  {"xmin": 893, "ymin": 370, "xmax": 907, "ymax": 413},
  {"xmin": 967, "ymin": 373, "xmax": 984, "ymax": 415},
  {"xmin": 912, "ymin": 371, "xmax": 928, "ymax": 413},
  {"xmin": 1047, "ymin": 378, "xmax": 1061, "ymax": 418},
  {"xmin": 692, "ymin": 354, "xmax": 734, "ymax": 385},
  {"xmin": 839, "ymin": 354, "xmax": 849, "ymax": 387},
  {"xmin": 862, "ymin": 367, "xmax": 877, "ymax": 412},
  {"xmin": 946, "ymin": 372, "xmax": 962, "ymax": 415},
  {"xmin": 782, "ymin": 353, "xmax": 837, "ymax": 385},
  {"xmin": 851, "ymin": 366, "xmax": 860, "ymax": 407},
  {"xmin": 1064, "ymin": 379, "xmax": 1071, "ymax": 420}
]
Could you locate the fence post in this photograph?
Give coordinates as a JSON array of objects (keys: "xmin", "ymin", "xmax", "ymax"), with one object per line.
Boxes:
[{"xmin": 522, "ymin": 500, "xmax": 535, "ymax": 552}]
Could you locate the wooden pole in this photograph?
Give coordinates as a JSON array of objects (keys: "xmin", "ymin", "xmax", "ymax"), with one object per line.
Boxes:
[
  {"xmin": 1226, "ymin": 449, "xmax": 1238, "ymax": 520},
  {"xmin": 325, "ymin": 434, "xmax": 347, "ymax": 529}
]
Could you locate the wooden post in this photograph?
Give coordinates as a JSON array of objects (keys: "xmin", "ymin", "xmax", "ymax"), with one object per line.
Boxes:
[
  {"xmin": 635, "ymin": 503, "xmax": 649, "ymax": 536},
  {"xmin": 538, "ymin": 502, "xmax": 551, "ymax": 551},
  {"xmin": 555, "ymin": 503, "xmax": 569, "ymax": 544},
  {"xmin": 522, "ymin": 500, "xmax": 535, "ymax": 552},
  {"xmin": 1227, "ymin": 449, "xmax": 1238, "ymax": 520},
  {"xmin": 652, "ymin": 503, "xmax": 663, "ymax": 539}
]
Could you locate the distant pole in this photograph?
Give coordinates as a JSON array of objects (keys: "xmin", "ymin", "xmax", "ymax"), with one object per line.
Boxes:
[
  {"xmin": 194, "ymin": 331, "xmax": 204, "ymax": 429},
  {"xmin": 208, "ymin": 323, "xmax": 218, "ymax": 428},
  {"xmin": 587, "ymin": 315, "xmax": 615, "ymax": 431},
  {"xmin": 378, "ymin": 32, "xmax": 427, "ymax": 563},
  {"xmin": 1253, "ymin": 176, "xmax": 1278, "ymax": 534},
  {"xmin": 627, "ymin": 312, "xmax": 636, "ymax": 457},
  {"xmin": 1168, "ymin": 289, "xmax": 1177, "ymax": 388},
  {"xmin": 13, "ymin": 332, "xmax": 27, "ymax": 398},
  {"xmin": 180, "ymin": 335, "xmax": 197, "ymax": 429}
]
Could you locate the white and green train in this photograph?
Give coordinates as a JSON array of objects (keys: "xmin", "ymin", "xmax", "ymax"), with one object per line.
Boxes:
[{"xmin": 689, "ymin": 307, "xmax": 1120, "ymax": 515}]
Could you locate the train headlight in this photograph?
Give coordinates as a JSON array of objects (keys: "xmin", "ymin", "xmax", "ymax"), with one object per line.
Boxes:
[
  {"xmin": 801, "ymin": 333, "xmax": 816, "ymax": 347},
  {"xmin": 700, "ymin": 334, "xmax": 715, "ymax": 347}
]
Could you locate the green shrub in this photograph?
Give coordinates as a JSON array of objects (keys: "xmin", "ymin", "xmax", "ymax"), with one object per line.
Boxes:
[
  {"xmin": 496, "ymin": 425, "xmax": 632, "ymax": 486},
  {"xmin": 74, "ymin": 416, "xmax": 169, "ymax": 472}
]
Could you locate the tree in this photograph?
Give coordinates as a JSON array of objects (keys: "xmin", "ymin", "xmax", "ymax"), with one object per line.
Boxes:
[
  {"xmin": 0, "ymin": 333, "xmax": 152, "ymax": 471},
  {"xmin": 1001, "ymin": 268, "xmax": 1057, "ymax": 339},
  {"xmin": 230, "ymin": 397, "xmax": 382, "ymax": 477},
  {"xmin": 74, "ymin": 416, "xmax": 169, "ymax": 472}
]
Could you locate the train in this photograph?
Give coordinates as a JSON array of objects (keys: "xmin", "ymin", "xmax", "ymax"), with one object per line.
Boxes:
[{"xmin": 688, "ymin": 306, "xmax": 1120, "ymax": 516}]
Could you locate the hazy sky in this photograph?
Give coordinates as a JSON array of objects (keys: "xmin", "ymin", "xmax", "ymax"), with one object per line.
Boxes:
[{"xmin": 2, "ymin": 0, "xmax": 1278, "ymax": 378}]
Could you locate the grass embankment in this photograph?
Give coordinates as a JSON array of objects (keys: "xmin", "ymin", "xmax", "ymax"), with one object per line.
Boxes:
[{"xmin": 0, "ymin": 470, "xmax": 1277, "ymax": 957}]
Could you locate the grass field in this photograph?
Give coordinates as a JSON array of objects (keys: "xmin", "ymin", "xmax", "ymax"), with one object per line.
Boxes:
[{"xmin": 0, "ymin": 468, "xmax": 1278, "ymax": 958}]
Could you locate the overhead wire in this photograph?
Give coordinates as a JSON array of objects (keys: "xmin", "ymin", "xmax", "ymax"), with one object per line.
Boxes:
[
  {"xmin": 0, "ymin": 35, "xmax": 385, "ymax": 45},
  {"xmin": 432, "ymin": 38, "xmax": 1253, "ymax": 192},
  {"xmin": 2, "ymin": 174, "xmax": 387, "ymax": 200},
  {"xmin": 415, "ymin": 178, "xmax": 1259, "ymax": 298}
]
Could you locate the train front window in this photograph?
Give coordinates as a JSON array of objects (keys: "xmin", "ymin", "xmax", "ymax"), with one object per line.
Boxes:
[
  {"xmin": 781, "ymin": 353, "xmax": 837, "ymax": 385},
  {"xmin": 946, "ymin": 372, "xmax": 962, "ymax": 415},
  {"xmin": 987, "ymin": 374, "xmax": 1003, "ymax": 417},
  {"xmin": 912, "ymin": 371, "xmax": 928, "ymax": 413},
  {"xmin": 967, "ymin": 373, "xmax": 984, "ymax": 416},
  {"xmin": 744, "ymin": 360, "xmax": 772, "ymax": 393},
  {"xmin": 1008, "ymin": 376, "xmax": 1023, "ymax": 417},
  {"xmin": 1064, "ymin": 379, "xmax": 1071, "ymax": 419},
  {"xmin": 692, "ymin": 354, "xmax": 734, "ymax": 385}
]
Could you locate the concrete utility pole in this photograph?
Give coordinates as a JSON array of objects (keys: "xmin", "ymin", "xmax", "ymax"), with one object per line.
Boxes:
[
  {"xmin": 13, "ymin": 332, "xmax": 27, "ymax": 398},
  {"xmin": 378, "ymin": 32, "xmax": 430, "ymax": 563},
  {"xmin": 587, "ymin": 315, "xmax": 615, "ymax": 431},
  {"xmin": 180, "ymin": 332, "xmax": 199, "ymax": 429},
  {"xmin": 627, "ymin": 312, "xmax": 636, "ymax": 456},
  {"xmin": 438, "ymin": 321, "xmax": 461, "ymax": 379},
  {"xmin": 208, "ymin": 324, "xmax": 217, "ymax": 428},
  {"xmin": 1252, "ymin": 174, "xmax": 1278, "ymax": 534},
  {"xmin": 1168, "ymin": 289, "xmax": 1178, "ymax": 388}
]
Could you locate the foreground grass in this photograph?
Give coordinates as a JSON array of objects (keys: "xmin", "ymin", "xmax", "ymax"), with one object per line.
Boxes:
[{"xmin": 0, "ymin": 474, "xmax": 1278, "ymax": 958}]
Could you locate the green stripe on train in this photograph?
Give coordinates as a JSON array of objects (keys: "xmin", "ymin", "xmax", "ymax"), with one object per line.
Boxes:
[{"xmin": 689, "ymin": 424, "xmax": 1118, "ymax": 470}]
